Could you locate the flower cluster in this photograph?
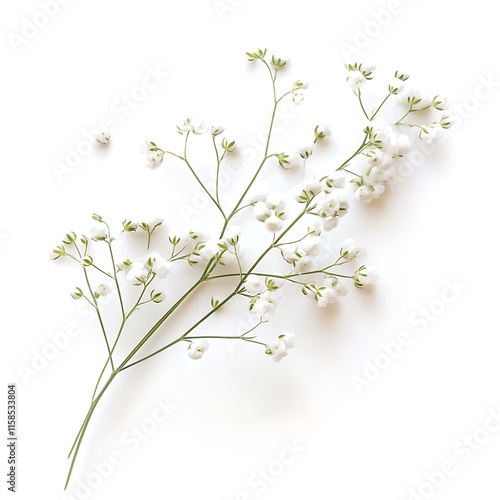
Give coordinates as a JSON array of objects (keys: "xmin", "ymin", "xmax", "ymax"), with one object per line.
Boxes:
[
  {"xmin": 253, "ymin": 192, "xmax": 288, "ymax": 233},
  {"xmin": 266, "ymin": 332, "xmax": 295, "ymax": 362},
  {"xmin": 53, "ymin": 49, "xmax": 448, "ymax": 489}
]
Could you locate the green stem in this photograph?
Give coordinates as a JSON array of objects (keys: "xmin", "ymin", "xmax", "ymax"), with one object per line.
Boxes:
[
  {"xmin": 83, "ymin": 268, "xmax": 115, "ymax": 372},
  {"xmin": 121, "ymin": 204, "xmax": 311, "ymax": 371},
  {"xmin": 183, "ymin": 132, "xmax": 226, "ymax": 220},
  {"xmin": 357, "ymin": 90, "xmax": 369, "ymax": 120},
  {"xmin": 336, "ymin": 137, "xmax": 369, "ymax": 172},
  {"xmin": 220, "ymin": 60, "xmax": 280, "ymax": 237},
  {"xmin": 107, "ymin": 241, "xmax": 125, "ymax": 319},
  {"xmin": 65, "ymin": 371, "xmax": 118, "ymax": 489},
  {"xmin": 370, "ymin": 92, "xmax": 392, "ymax": 121},
  {"xmin": 213, "ymin": 135, "xmax": 222, "ymax": 206}
]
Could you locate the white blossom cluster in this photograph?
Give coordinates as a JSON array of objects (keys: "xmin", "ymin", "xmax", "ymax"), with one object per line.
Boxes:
[
  {"xmin": 54, "ymin": 49, "xmax": 450, "ymax": 489},
  {"xmin": 344, "ymin": 63, "xmax": 452, "ymax": 203}
]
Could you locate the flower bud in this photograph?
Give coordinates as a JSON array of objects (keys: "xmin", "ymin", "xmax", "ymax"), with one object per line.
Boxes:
[
  {"xmin": 116, "ymin": 258, "xmax": 132, "ymax": 271},
  {"xmin": 187, "ymin": 339, "xmax": 209, "ymax": 360},
  {"xmin": 122, "ymin": 220, "xmax": 138, "ymax": 232},
  {"xmin": 82, "ymin": 255, "xmax": 94, "ymax": 267},
  {"xmin": 432, "ymin": 95, "xmax": 448, "ymax": 111},
  {"xmin": 245, "ymin": 48, "xmax": 267, "ymax": 61},
  {"xmin": 95, "ymin": 282, "xmax": 113, "ymax": 297},
  {"xmin": 90, "ymin": 224, "xmax": 108, "ymax": 241},
  {"xmin": 62, "ymin": 232, "xmax": 77, "ymax": 244},
  {"xmin": 70, "ymin": 287, "xmax": 83, "ymax": 300},
  {"xmin": 395, "ymin": 70, "xmax": 410, "ymax": 81},
  {"xmin": 271, "ymin": 55, "xmax": 287, "ymax": 70},
  {"xmin": 221, "ymin": 138, "xmax": 236, "ymax": 152},
  {"xmin": 96, "ymin": 131, "xmax": 110, "ymax": 144},
  {"xmin": 314, "ymin": 124, "xmax": 332, "ymax": 142},
  {"xmin": 150, "ymin": 289, "xmax": 166, "ymax": 303},
  {"xmin": 279, "ymin": 332, "xmax": 296, "ymax": 348},
  {"xmin": 211, "ymin": 125, "xmax": 225, "ymax": 136},
  {"xmin": 49, "ymin": 246, "xmax": 66, "ymax": 260},
  {"xmin": 298, "ymin": 145, "xmax": 314, "ymax": 159}
]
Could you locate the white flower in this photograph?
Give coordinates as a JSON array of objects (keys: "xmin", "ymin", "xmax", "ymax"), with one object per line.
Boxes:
[
  {"xmin": 292, "ymin": 90, "xmax": 305, "ymax": 104},
  {"xmin": 251, "ymin": 290, "xmax": 277, "ymax": 317},
  {"xmin": 303, "ymin": 181, "xmax": 323, "ymax": 196},
  {"xmin": 211, "ymin": 125, "xmax": 225, "ymax": 136},
  {"xmin": 335, "ymin": 282, "xmax": 349, "ymax": 297},
  {"xmin": 354, "ymin": 185, "xmax": 376, "ymax": 203},
  {"xmin": 253, "ymin": 202, "xmax": 271, "ymax": 222},
  {"xmin": 126, "ymin": 262, "xmax": 150, "ymax": 285},
  {"xmin": 222, "ymin": 225, "xmax": 241, "ymax": 246},
  {"xmin": 281, "ymin": 243, "xmax": 300, "ymax": 264},
  {"xmin": 199, "ymin": 240, "xmax": 220, "ymax": 261},
  {"xmin": 355, "ymin": 266, "xmax": 379, "ymax": 286},
  {"xmin": 280, "ymin": 152, "xmax": 304, "ymax": 171},
  {"xmin": 341, "ymin": 238, "xmax": 366, "ymax": 261},
  {"xmin": 190, "ymin": 119, "xmax": 210, "ymax": 135},
  {"xmin": 96, "ymin": 131, "xmax": 110, "ymax": 144},
  {"xmin": 295, "ymin": 256, "xmax": 314, "ymax": 274},
  {"xmin": 322, "ymin": 216, "xmax": 339, "ymax": 232},
  {"xmin": 95, "ymin": 281, "xmax": 113, "ymax": 296},
  {"xmin": 420, "ymin": 124, "xmax": 444, "ymax": 145},
  {"xmin": 187, "ymin": 339, "xmax": 209, "ymax": 360},
  {"xmin": 324, "ymin": 172, "xmax": 345, "ymax": 191},
  {"xmin": 300, "ymin": 236, "xmax": 321, "ymax": 257},
  {"xmin": 314, "ymin": 124, "xmax": 332, "ymax": 141},
  {"xmin": 152, "ymin": 258, "xmax": 172, "ymax": 278},
  {"xmin": 279, "ymin": 332, "xmax": 296, "ymax": 348},
  {"xmin": 268, "ymin": 340, "xmax": 288, "ymax": 362},
  {"xmin": 298, "ymin": 145, "xmax": 314, "ymax": 159},
  {"xmin": 389, "ymin": 78, "xmax": 404, "ymax": 94},
  {"xmin": 320, "ymin": 194, "xmax": 340, "ymax": 217},
  {"xmin": 265, "ymin": 215, "xmax": 284, "ymax": 233},
  {"xmin": 90, "ymin": 224, "xmax": 108, "ymax": 241},
  {"xmin": 392, "ymin": 134, "xmax": 411, "ymax": 156},
  {"xmin": 70, "ymin": 287, "xmax": 83, "ymax": 300},
  {"xmin": 347, "ymin": 70, "xmax": 366, "ymax": 90},
  {"xmin": 317, "ymin": 287, "xmax": 337, "ymax": 307},
  {"xmin": 265, "ymin": 192, "xmax": 286, "ymax": 212},
  {"xmin": 145, "ymin": 151, "xmax": 164, "ymax": 170},
  {"xmin": 245, "ymin": 275, "xmax": 262, "ymax": 295},
  {"xmin": 116, "ymin": 257, "xmax": 132, "ymax": 271},
  {"xmin": 308, "ymin": 219, "xmax": 322, "ymax": 236},
  {"xmin": 141, "ymin": 140, "xmax": 155, "ymax": 154},
  {"xmin": 365, "ymin": 148, "xmax": 390, "ymax": 169},
  {"xmin": 432, "ymin": 95, "xmax": 449, "ymax": 111},
  {"xmin": 364, "ymin": 167, "xmax": 388, "ymax": 184},
  {"xmin": 177, "ymin": 118, "xmax": 192, "ymax": 134},
  {"xmin": 248, "ymin": 182, "xmax": 270, "ymax": 203}
]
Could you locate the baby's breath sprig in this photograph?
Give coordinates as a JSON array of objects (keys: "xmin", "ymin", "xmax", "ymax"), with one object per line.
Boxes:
[{"xmin": 52, "ymin": 49, "xmax": 449, "ymax": 490}]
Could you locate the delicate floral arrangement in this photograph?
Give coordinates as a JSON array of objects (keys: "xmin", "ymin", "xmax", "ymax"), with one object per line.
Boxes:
[{"xmin": 51, "ymin": 49, "xmax": 450, "ymax": 489}]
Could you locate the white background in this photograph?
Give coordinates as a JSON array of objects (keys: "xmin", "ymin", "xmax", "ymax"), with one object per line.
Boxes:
[{"xmin": 1, "ymin": 1, "xmax": 500, "ymax": 499}]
